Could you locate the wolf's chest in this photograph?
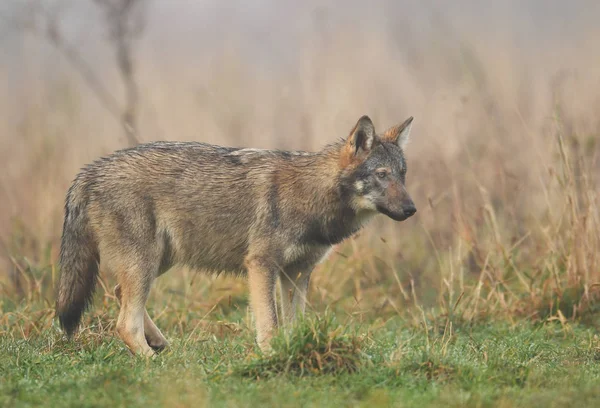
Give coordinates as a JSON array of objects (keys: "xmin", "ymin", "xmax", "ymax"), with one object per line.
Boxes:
[
  {"xmin": 282, "ymin": 243, "xmax": 332, "ymax": 269},
  {"xmin": 298, "ymin": 209, "xmax": 377, "ymax": 248}
]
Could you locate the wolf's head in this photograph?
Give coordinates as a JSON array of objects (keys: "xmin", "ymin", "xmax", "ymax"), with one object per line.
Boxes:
[{"xmin": 339, "ymin": 115, "xmax": 416, "ymax": 222}]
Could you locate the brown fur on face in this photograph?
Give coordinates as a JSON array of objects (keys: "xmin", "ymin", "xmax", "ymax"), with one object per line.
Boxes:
[{"xmin": 55, "ymin": 114, "xmax": 416, "ymax": 356}]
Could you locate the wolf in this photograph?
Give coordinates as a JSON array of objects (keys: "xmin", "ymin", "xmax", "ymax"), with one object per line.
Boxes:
[{"xmin": 55, "ymin": 115, "xmax": 416, "ymax": 356}]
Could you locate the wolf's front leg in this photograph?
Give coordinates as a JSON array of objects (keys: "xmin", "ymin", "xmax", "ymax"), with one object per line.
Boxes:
[
  {"xmin": 246, "ymin": 257, "xmax": 278, "ymax": 352},
  {"xmin": 279, "ymin": 270, "xmax": 311, "ymax": 325}
]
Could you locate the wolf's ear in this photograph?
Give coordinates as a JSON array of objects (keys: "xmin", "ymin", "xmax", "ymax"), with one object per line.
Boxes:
[
  {"xmin": 381, "ymin": 116, "xmax": 413, "ymax": 149},
  {"xmin": 346, "ymin": 115, "xmax": 375, "ymax": 156}
]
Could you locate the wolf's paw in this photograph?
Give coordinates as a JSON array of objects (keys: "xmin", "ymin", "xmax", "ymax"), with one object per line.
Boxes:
[{"xmin": 147, "ymin": 337, "xmax": 169, "ymax": 352}]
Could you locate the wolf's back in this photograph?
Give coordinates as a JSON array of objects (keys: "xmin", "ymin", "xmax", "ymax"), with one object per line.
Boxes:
[{"xmin": 54, "ymin": 140, "xmax": 321, "ymax": 335}]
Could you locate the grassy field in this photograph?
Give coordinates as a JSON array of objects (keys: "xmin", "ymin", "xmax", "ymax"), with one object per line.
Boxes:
[
  {"xmin": 1, "ymin": 90, "xmax": 599, "ymax": 407},
  {"xmin": 2, "ymin": 240, "xmax": 600, "ymax": 408},
  {"xmin": 2, "ymin": 303, "xmax": 600, "ymax": 408}
]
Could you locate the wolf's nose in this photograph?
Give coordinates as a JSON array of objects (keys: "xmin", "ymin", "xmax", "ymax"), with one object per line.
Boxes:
[{"xmin": 403, "ymin": 205, "xmax": 417, "ymax": 217}]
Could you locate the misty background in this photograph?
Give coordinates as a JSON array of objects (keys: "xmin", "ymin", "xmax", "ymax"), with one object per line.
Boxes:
[{"xmin": 1, "ymin": 1, "xmax": 599, "ymax": 305}]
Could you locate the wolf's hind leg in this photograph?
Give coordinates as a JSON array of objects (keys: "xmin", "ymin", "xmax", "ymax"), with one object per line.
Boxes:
[
  {"xmin": 114, "ymin": 284, "xmax": 168, "ymax": 351},
  {"xmin": 113, "ymin": 270, "xmax": 155, "ymax": 357}
]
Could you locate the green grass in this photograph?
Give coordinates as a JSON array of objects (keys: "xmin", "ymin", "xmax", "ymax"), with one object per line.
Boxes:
[{"xmin": 2, "ymin": 311, "xmax": 600, "ymax": 408}]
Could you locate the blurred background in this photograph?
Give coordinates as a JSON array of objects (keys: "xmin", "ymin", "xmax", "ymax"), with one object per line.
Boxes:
[{"xmin": 1, "ymin": 0, "xmax": 599, "ymax": 323}]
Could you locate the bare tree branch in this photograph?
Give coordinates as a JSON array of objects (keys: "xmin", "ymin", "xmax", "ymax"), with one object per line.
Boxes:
[
  {"xmin": 43, "ymin": 9, "xmax": 124, "ymax": 122},
  {"xmin": 94, "ymin": 0, "xmax": 147, "ymax": 146},
  {"xmin": 2, "ymin": 2, "xmax": 126, "ymax": 136},
  {"xmin": 10, "ymin": 0, "xmax": 147, "ymax": 147}
]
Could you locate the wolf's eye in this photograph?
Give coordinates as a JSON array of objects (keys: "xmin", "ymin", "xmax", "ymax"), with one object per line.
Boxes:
[{"xmin": 376, "ymin": 170, "xmax": 387, "ymax": 179}]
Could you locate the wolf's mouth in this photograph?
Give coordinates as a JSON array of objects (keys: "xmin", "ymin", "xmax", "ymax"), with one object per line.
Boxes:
[{"xmin": 376, "ymin": 206, "xmax": 412, "ymax": 222}]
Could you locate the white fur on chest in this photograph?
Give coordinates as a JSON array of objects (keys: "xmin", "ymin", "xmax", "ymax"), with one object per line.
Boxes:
[
  {"xmin": 352, "ymin": 209, "xmax": 379, "ymax": 230},
  {"xmin": 283, "ymin": 243, "xmax": 332, "ymax": 266}
]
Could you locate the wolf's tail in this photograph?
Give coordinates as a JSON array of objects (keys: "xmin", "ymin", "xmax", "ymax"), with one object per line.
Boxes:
[{"xmin": 55, "ymin": 182, "xmax": 99, "ymax": 337}]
